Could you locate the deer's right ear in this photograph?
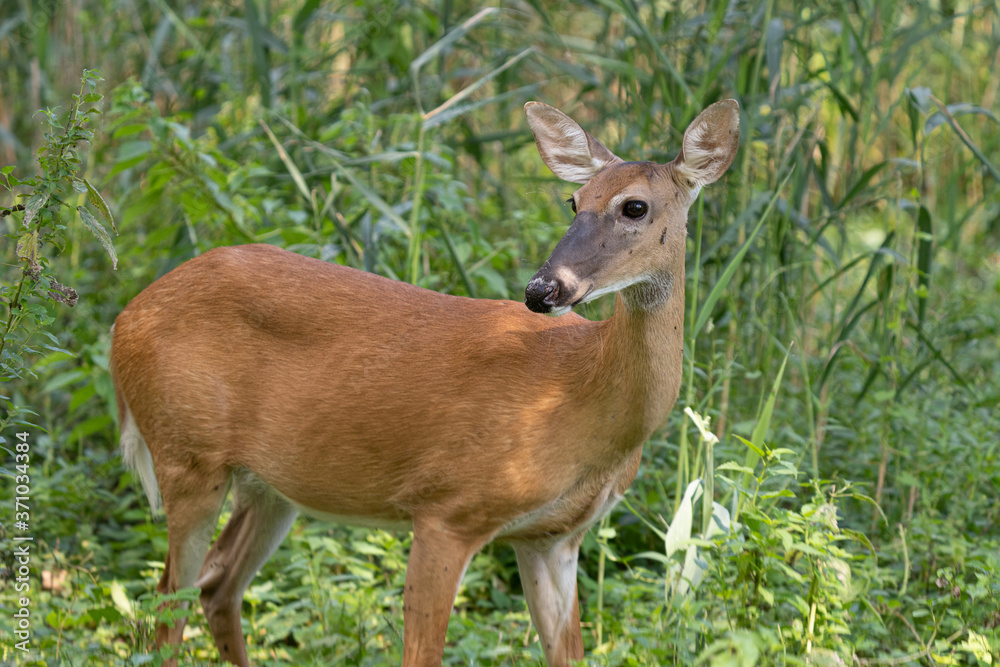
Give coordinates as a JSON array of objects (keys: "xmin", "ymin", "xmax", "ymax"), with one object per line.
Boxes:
[
  {"xmin": 673, "ymin": 99, "xmax": 740, "ymax": 191},
  {"xmin": 525, "ymin": 102, "xmax": 622, "ymax": 184}
]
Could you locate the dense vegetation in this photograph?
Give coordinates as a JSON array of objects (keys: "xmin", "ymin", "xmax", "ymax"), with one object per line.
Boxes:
[{"xmin": 1, "ymin": 0, "xmax": 998, "ymax": 664}]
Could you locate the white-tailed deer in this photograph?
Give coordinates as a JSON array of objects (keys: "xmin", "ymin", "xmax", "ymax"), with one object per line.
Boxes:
[{"xmin": 110, "ymin": 99, "xmax": 739, "ymax": 666}]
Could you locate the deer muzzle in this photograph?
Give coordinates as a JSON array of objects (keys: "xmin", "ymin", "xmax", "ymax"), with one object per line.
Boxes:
[
  {"xmin": 525, "ymin": 212, "xmax": 605, "ymax": 314},
  {"xmin": 524, "ymin": 276, "xmax": 561, "ymax": 313}
]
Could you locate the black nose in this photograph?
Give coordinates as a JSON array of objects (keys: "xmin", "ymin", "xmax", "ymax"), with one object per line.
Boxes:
[{"xmin": 525, "ymin": 277, "xmax": 560, "ymax": 313}]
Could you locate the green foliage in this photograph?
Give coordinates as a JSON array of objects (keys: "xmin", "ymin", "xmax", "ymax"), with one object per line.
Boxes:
[
  {"xmin": 1, "ymin": 69, "xmax": 115, "ymax": 431},
  {"xmin": 0, "ymin": 0, "xmax": 998, "ymax": 664}
]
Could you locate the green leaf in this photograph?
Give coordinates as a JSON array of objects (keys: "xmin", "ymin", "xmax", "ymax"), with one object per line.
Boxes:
[
  {"xmin": 619, "ymin": 496, "xmax": 666, "ymax": 540},
  {"xmin": 423, "ymin": 48, "xmax": 535, "ymax": 128},
  {"xmin": 759, "ymin": 489, "xmax": 795, "ymax": 500},
  {"xmin": 83, "ymin": 177, "xmax": 117, "ymax": 234},
  {"xmin": 148, "ymin": 0, "xmax": 205, "ymax": 56},
  {"xmin": 69, "ymin": 414, "xmax": 112, "ymax": 443},
  {"xmin": 112, "ymin": 123, "xmax": 148, "ymax": 139},
  {"xmin": 926, "ymin": 98, "xmax": 1000, "ymax": 183},
  {"xmin": 717, "ymin": 462, "xmax": 755, "ymax": 475},
  {"xmin": 259, "ymin": 120, "xmax": 311, "ymax": 202},
  {"xmin": 609, "ymin": 0, "xmax": 697, "ymax": 111},
  {"xmin": 848, "ymin": 493, "xmax": 888, "ymax": 526},
  {"xmin": 907, "ymin": 87, "xmax": 932, "ymax": 113},
  {"xmin": 765, "ymin": 18, "xmax": 784, "ymax": 93},
  {"xmin": 423, "ymin": 83, "xmax": 540, "ymax": 130},
  {"xmin": 88, "ymin": 606, "xmax": 123, "ymax": 623},
  {"xmin": 110, "ymin": 140, "xmax": 152, "ymax": 176},
  {"xmin": 740, "ymin": 345, "xmax": 792, "ymax": 498},
  {"xmin": 43, "ymin": 369, "xmax": 87, "ymax": 393},
  {"xmin": 21, "ymin": 191, "xmax": 50, "ymax": 228},
  {"xmin": 693, "ymin": 169, "xmax": 794, "ymax": 339},
  {"xmin": 790, "ymin": 542, "xmax": 825, "ymax": 557},
  {"xmin": 327, "ymin": 159, "xmax": 410, "ymax": 236},
  {"xmin": 16, "ymin": 230, "xmax": 38, "ymax": 265},
  {"xmin": 293, "ymin": 0, "xmax": 322, "ymax": 33},
  {"xmin": 924, "ymin": 103, "xmax": 999, "ymax": 135},
  {"xmin": 438, "ymin": 222, "xmax": 477, "ymax": 297},
  {"xmin": 818, "ymin": 232, "xmax": 897, "ymax": 393},
  {"xmin": 839, "ymin": 161, "xmax": 887, "ymax": 209},
  {"xmin": 69, "ymin": 383, "xmax": 97, "ymax": 413},
  {"xmin": 742, "ymin": 509, "xmax": 773, "ymax": 529},
  {"xmin": 410, "ymin": 7, "xmax": 499, "ymax": 112},
  {"xmin": 775, "ymin": 561, "xmax": 806, "ymax": 583},
  {"xmin": 77, "ymin": 206, "xmax": 118, "ymax": 269},
  {"xmin": 733, "ymin": 434, "xmax": 765, "ymax": 459},
  {"xmin": 630, "ymin": 550, "xmax": 672, "ymax": 565}
]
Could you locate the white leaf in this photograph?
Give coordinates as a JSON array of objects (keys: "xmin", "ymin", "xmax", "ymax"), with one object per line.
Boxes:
[
  {"xmin": 109, "ymin": 580, "xmax": 134, "ymax": 618},
  {"xmin": 665, "ymin": 479, "xmax": 701, "ymax": 558}
]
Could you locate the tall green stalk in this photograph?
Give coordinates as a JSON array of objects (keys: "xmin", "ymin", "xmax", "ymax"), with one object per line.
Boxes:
[
  {"xmin": 675, "ymin": 197, "xmax": 706, "ymax": 513},
  {"xmin": 406, "ymin": 123, "xmax": 428, "ymax": 285}
]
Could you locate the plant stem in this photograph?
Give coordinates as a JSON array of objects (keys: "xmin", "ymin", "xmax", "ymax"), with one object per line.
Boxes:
[
  {"xmin": 407, "ymin": 122, "xmax": 427, "ymax": 285},
  {"xmin": 898, "ymin": 524, "xmax": 909, "ymax": 596},
  {"xmin": 715, "ymin": 299, "xmax": 737, "ymax": 439},
  {"xmin": 0, "ymin": 268, "xmax": 29, "ymax": 365},
  {"xmin": 675, "ymin": 197, "xmax": 705, "ymax": 513},
  {"xmin": 702, "ymin": 432, "xmax": 714, "ymax": 537},
  {"xmin": 805, "ymin": 572, "xmax": 818, "ymax": 654},
  {"xmin": 596, "ymin": 517, "xmax": 607, "ymax": 647}
]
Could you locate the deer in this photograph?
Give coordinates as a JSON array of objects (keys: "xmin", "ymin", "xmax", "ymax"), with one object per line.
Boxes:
[{"xmin": 110, "ymin": 99, "xmax": 739, "ymax": 666}]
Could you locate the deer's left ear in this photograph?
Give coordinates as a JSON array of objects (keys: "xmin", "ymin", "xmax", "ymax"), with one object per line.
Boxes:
[{"xmin": 673, "ymin": 99, "xmax": 740, "ymax": 190}]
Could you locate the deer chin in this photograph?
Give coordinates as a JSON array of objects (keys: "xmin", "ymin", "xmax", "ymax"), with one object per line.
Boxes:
[{"xmin": 582, "ymin": 276, "xmax": 648, "ymax": 304}]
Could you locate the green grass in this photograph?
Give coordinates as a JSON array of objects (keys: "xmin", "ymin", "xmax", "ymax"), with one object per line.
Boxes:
[{"xmin": 1, "ymin": 0, "xmax": 999, "ymax": 664}]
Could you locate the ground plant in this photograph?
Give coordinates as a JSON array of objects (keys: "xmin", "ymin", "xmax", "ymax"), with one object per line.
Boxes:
[{"xmin": 0, "ymin": 0, "xmax": 998, "ymax": 665}]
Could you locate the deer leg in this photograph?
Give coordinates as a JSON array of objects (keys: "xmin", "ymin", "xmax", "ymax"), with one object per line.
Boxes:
[
  {"xmin": 512, "ymin": 534, "xmax": 586, "ymax": 666},
  {"xmin": 194, "ymin": 476, "xmax": 297, "ymax": 667},
  {"xmin": 155, "ymin": 467, "xmax": 230, "ymax": 666},
  {"xmin": 401, "ymin": 519, "xmax": 485, "ymax": 666}
]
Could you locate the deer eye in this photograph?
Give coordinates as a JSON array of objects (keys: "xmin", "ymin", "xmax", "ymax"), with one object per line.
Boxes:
[
  {"xmin": 622, "ymin": 200, "xmax": 648, "ymax": 219},
  {"xmin": 566, "ymin": 197, "xmax": 577, "ymax": 214}
]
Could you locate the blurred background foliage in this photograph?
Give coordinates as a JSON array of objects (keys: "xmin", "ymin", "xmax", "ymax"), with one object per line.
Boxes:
[{"xmin": 0, "ymin": 0, "xmax": 998, "ymax": 664}]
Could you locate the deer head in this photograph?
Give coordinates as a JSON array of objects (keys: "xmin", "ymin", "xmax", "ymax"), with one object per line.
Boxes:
[{"xmin": 524, "ymin": 100, "xmax": 740, "ymax": 315}]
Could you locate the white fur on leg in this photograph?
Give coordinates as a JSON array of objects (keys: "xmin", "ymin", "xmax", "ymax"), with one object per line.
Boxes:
[{"xmin": 513, "ymin": 536, "xmax": 583, "ymax": 664}]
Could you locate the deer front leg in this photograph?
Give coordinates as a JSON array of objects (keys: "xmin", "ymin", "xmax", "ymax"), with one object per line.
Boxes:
[
  {"xmin": 513, "ymin": 534, "xmax": 586, "ymax": 666},
  {"xmin": 402, "ymin": 519, "xmax": 484, "ymax": 666}
]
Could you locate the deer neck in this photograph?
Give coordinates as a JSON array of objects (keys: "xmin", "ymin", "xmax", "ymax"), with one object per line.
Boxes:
[{"xmin": 592, "ymin": 268, "xmax": 685, "ymax": 442}]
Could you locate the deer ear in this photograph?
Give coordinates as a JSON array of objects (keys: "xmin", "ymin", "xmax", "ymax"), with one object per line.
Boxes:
[
  {"xmin": 674, "ymin": 99, "xmax": 740, "ymax": 190},
  {"xmin": 525, "ymin": 102, "xmax": 622, "ymax": 184}
]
